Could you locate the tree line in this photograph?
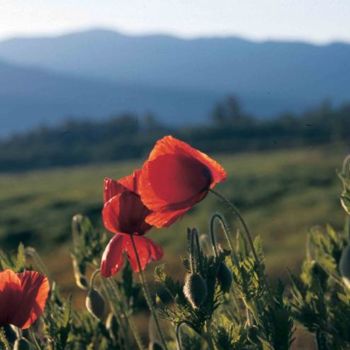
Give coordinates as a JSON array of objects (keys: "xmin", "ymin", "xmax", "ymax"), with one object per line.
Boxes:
[{"xmin": 0, "ymin": 97, "xmax": 349, "ymax": 172}]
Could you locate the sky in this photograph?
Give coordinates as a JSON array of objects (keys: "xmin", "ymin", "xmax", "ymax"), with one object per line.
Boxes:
[{"xmin": 0, "ymin": 0, "xmax": 349, "ymax": 43}]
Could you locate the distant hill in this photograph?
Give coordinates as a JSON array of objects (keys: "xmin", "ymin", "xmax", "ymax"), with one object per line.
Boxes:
[
  {"xmin": 1, "ymin": 29, "xmax": 350, "ymax": 135},
  {"xmin": 0, "ymin": 59, "xmax": 221, "ymax": 135}
]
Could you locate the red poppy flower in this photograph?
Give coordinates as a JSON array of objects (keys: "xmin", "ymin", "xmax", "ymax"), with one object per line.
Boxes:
[
  {"xmin": 103, "ymin": 170, "xmax": 152, "ymax": 236},
  {"xmin": 101, "ymin": 170, "xmax": 163, "ymax": 277},
  {"xmin": 101, "ymin": 233, "xmax": 163, "ymax": 277},
  {"xmin": 138, "ymin": 135, "xmax": 227, "ymax": 227},
  {"xmin": 0, "ymin": 269, "xmax": 49, "ymax": 329}
]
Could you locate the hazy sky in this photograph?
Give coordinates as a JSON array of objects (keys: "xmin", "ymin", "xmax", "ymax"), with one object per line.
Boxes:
[{"xmin": 0, "ymin": 0, "xmax": 349, "ymax": 42}]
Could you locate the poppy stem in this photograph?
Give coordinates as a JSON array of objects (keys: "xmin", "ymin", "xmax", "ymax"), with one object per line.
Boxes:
[
  {"xmin": 176, "ymin": 321, "xmax": 212, "ymax": 350},
  {"xmin": 209, "ymin": 212, "xmax": 235, "ymax": 257},
  {"xmin": 130, "ymin": 234, "xmax": 168, "ymax": 350},
  {"xmin": 103, "ymin": 278, "xmax": 143, "ymax": 350},
  {"xmin": 0, "ymin": 328, "xmax": 10, "ymax": 350},
  {"xmin": 29, "ymin": 329, "xmax": 41, "ymax": 350},
  {"xmin": 209, "ymin": 189, "xmax": 272, "ymax": 299},
  {"xmin": 210, "ymin": 190, "xmax": 259, "ymax": 263},
  {"xmin": 89, "ymin": 268, "xmax": 101, "ymax": 288}
]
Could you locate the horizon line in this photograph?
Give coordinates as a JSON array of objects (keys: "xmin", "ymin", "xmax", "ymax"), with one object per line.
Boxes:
[{"xmin": 1, "ymin": 25, "xmax": 350, "ymax": 46}]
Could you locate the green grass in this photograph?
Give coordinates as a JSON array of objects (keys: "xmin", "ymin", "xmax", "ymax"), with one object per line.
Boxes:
[{"xmin": 0, "ymin": 144, "xmax": 348, "ymax": 294}]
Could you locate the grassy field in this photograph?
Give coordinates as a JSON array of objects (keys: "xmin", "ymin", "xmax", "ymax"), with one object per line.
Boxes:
[{"xmin": 0, "ymin": 144, "xmax": 348, "ymax": 303}]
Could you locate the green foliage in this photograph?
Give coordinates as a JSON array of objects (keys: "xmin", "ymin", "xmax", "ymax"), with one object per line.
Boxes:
[
  {"xmin": 71, "ymin": 214, "xmax": 107, "ymax": 272},
  {"xmin": 289, "ymin": 163, "xmax": 350, "ymax": 349},
  {"xmin": 3, "ymin": 153, "xmax": 350, "ymax": 349}
]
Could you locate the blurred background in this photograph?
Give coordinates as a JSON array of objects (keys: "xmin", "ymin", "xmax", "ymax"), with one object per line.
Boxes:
[{"xmin": 0, "ymin": 0, "xmax": 350, "ymax": 313}]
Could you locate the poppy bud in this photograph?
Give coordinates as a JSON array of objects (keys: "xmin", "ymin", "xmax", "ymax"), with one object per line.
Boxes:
[
  {"xmin": 148, "ymin": 341, "xmax": 164, "ymax": 350},
  {"xmin": 339, "ymin": 245, "xmax": 350, "ymax": 289},
  {"xmin": 183, "ymin": 273, "xmax": 207, "ymax": 309},
  {"xmin": 217, "ymin": 262, "xmax": 233, "ymax": 293},
  {"xmin": 13, "ymin": 338, "xmax": 31, "ymax": 350},
  {"xmin": 86, "ymin": 288, "xmax": 106, "ymax": 321}
]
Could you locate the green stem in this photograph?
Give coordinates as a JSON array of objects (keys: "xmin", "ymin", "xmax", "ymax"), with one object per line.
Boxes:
[
  {"xmin": 0, "ymin": 328, "xmax": 10, "ymax": 350},
  {"xmin": 210, "ymin": 212, "xmax": 240, "ymax": 267},
  {"xmin": 210, "ymin": 190, "xmax": 259, "ymax": 264},
  {"xmin": 210, "ymin": 189, "xmax": 273, "ymax": 300},
  {"xmin": 25, "ymin": 247, "xmax": 51, "ymax": 281},
  {"xmin": 29, "ymin": 329, "xmax": 41, "ymax": 350},
  {"xmin": 100, "ymin": 279, "xmax": 133, "ymax": 350},
  {"xmin": 89, "ymin": 268, "xmax": 101, "ymax": 288},
  {"xmin": 108, "ymin": 278, "xmax": 144, "ymax": 350},
  {"xmin": 176, "ymin": 321, "xmax": 210, "ymax": 350},
  {"xmin": 130, "ymin": 234, "xmax": 168, "ymax": 350},
  {"xmin": 204, "ymin": 321, "xmax": 215, "ymax": 350}
]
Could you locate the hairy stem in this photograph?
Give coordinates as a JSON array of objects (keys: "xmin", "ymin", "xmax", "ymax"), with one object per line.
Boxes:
[
  {"xmin": 100, "ymin": 278, "xmax": 133, "ymax": 350},
  {"xmin": 210, "ymin": 189, "xmax": 272, "ymax": 300},
  {"xmin": 210, "ymin": 190, "xmax": 259, "ymax": 263},
  {"xmin": 176, "ymin": 321, "xmax": 211, "ymax": 350},
  {"xmin": 130, "ymin": 234, "xmax": 168, "ymax": 350},
  {"xmin": 29, "ymin": 329, "xmax": 41, "ymax": 350}
]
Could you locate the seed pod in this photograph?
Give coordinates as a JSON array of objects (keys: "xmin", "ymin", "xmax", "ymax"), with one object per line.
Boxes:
[
  {"xmin": 13, "ymin": 338, "xmax": 31, "ymax": 350},
  {"xmin": 148, "ymin": 341, "xmax": 164, "ymax": 350},
  {"xmin": 71, "ymin": 255, "xmax": 89, "ymax": 290},
  {"xmin": 339, "ymin": 245, "xmax": 350, "ymax": 289},
  {"xmin": 183, "ymin": 273, "xmax": 207, "ymax": 309},
  {"xmin": 217, "ymin": 262, "xmax": 233, "ymax": 293},
  {"xmin": 86, "ymin": 288, "xmax": 105, "ymax": 320}
]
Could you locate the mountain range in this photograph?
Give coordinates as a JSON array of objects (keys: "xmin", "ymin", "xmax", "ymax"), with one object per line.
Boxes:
[{"xmin": 1, "ymin": 28, "xmax": 350, "ymax": 135}]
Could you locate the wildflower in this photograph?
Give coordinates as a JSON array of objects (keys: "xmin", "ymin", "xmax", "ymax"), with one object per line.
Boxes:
[
  {"xmin": 0, "ymin": 269, "xmax": 49, "ymax": 329},
  {"xmin": 101, "ymin": 170, "xmax": 163, "ymax": 277},
  {"xmin": 101, "ymin": 233, "xmax": 163, "ymax": 277},
  {"xmin": 138, "ymin": 135, "xmax": 226, "ymax": 227}
]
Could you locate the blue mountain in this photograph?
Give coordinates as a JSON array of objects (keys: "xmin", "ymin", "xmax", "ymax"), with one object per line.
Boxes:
[{"xmin": 1, "ymin": 28, "xmax": 350, "ymax": 135}]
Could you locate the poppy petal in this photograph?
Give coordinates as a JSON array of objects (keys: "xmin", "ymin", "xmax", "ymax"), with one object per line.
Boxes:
[
  {"xmin": 124, "ymin": 236, "xmax": 163, "ymax": 272},
  {"xmin": 118, "ymin": 169, "xmax": 141, "ymax": 193},
  {"xmin": 147, "ymin": 135, "xmax": 226, "ymax": 187},
  {"xmin": 145, "ymin": 206, "xmax": 191, "ymax": 228},
  {"xmin": 103, "ymin": 192, "xmax": 151, "ymax": 235},
  {"xmin": 139, "ymin": 136, "xmax": 226, "ymax": 214},
  {"xmin": 0, "ymin": 270, "xmax": 22, "ymax": 327},
  {"xmin": 117, "ymin": 192, "xmax": 152, "ymax": 234},
  {"xmin": 104, "ymin": 170, "xmax": 141, "ymax": 203},
  {"xmin": 100, "ymin": 234, "xmax": 125, "ymax": 277},
  {"xmin": 148, "ymin": 154, "xmax": 211, "ymax": 203},
  {"xmin": 11, "ymin": 271, "xmax": 49, "ymax": 329},
  {"xmin": 148, "ymin": 239, "xmax": 164, "ymax": 261},
  {"xmin": 102, "ymin": 195, "xmax": 123, "ymax": 234},
  {"xmin": 104, "ymin": 178, "xmax": 125, "ymax": 203}
]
